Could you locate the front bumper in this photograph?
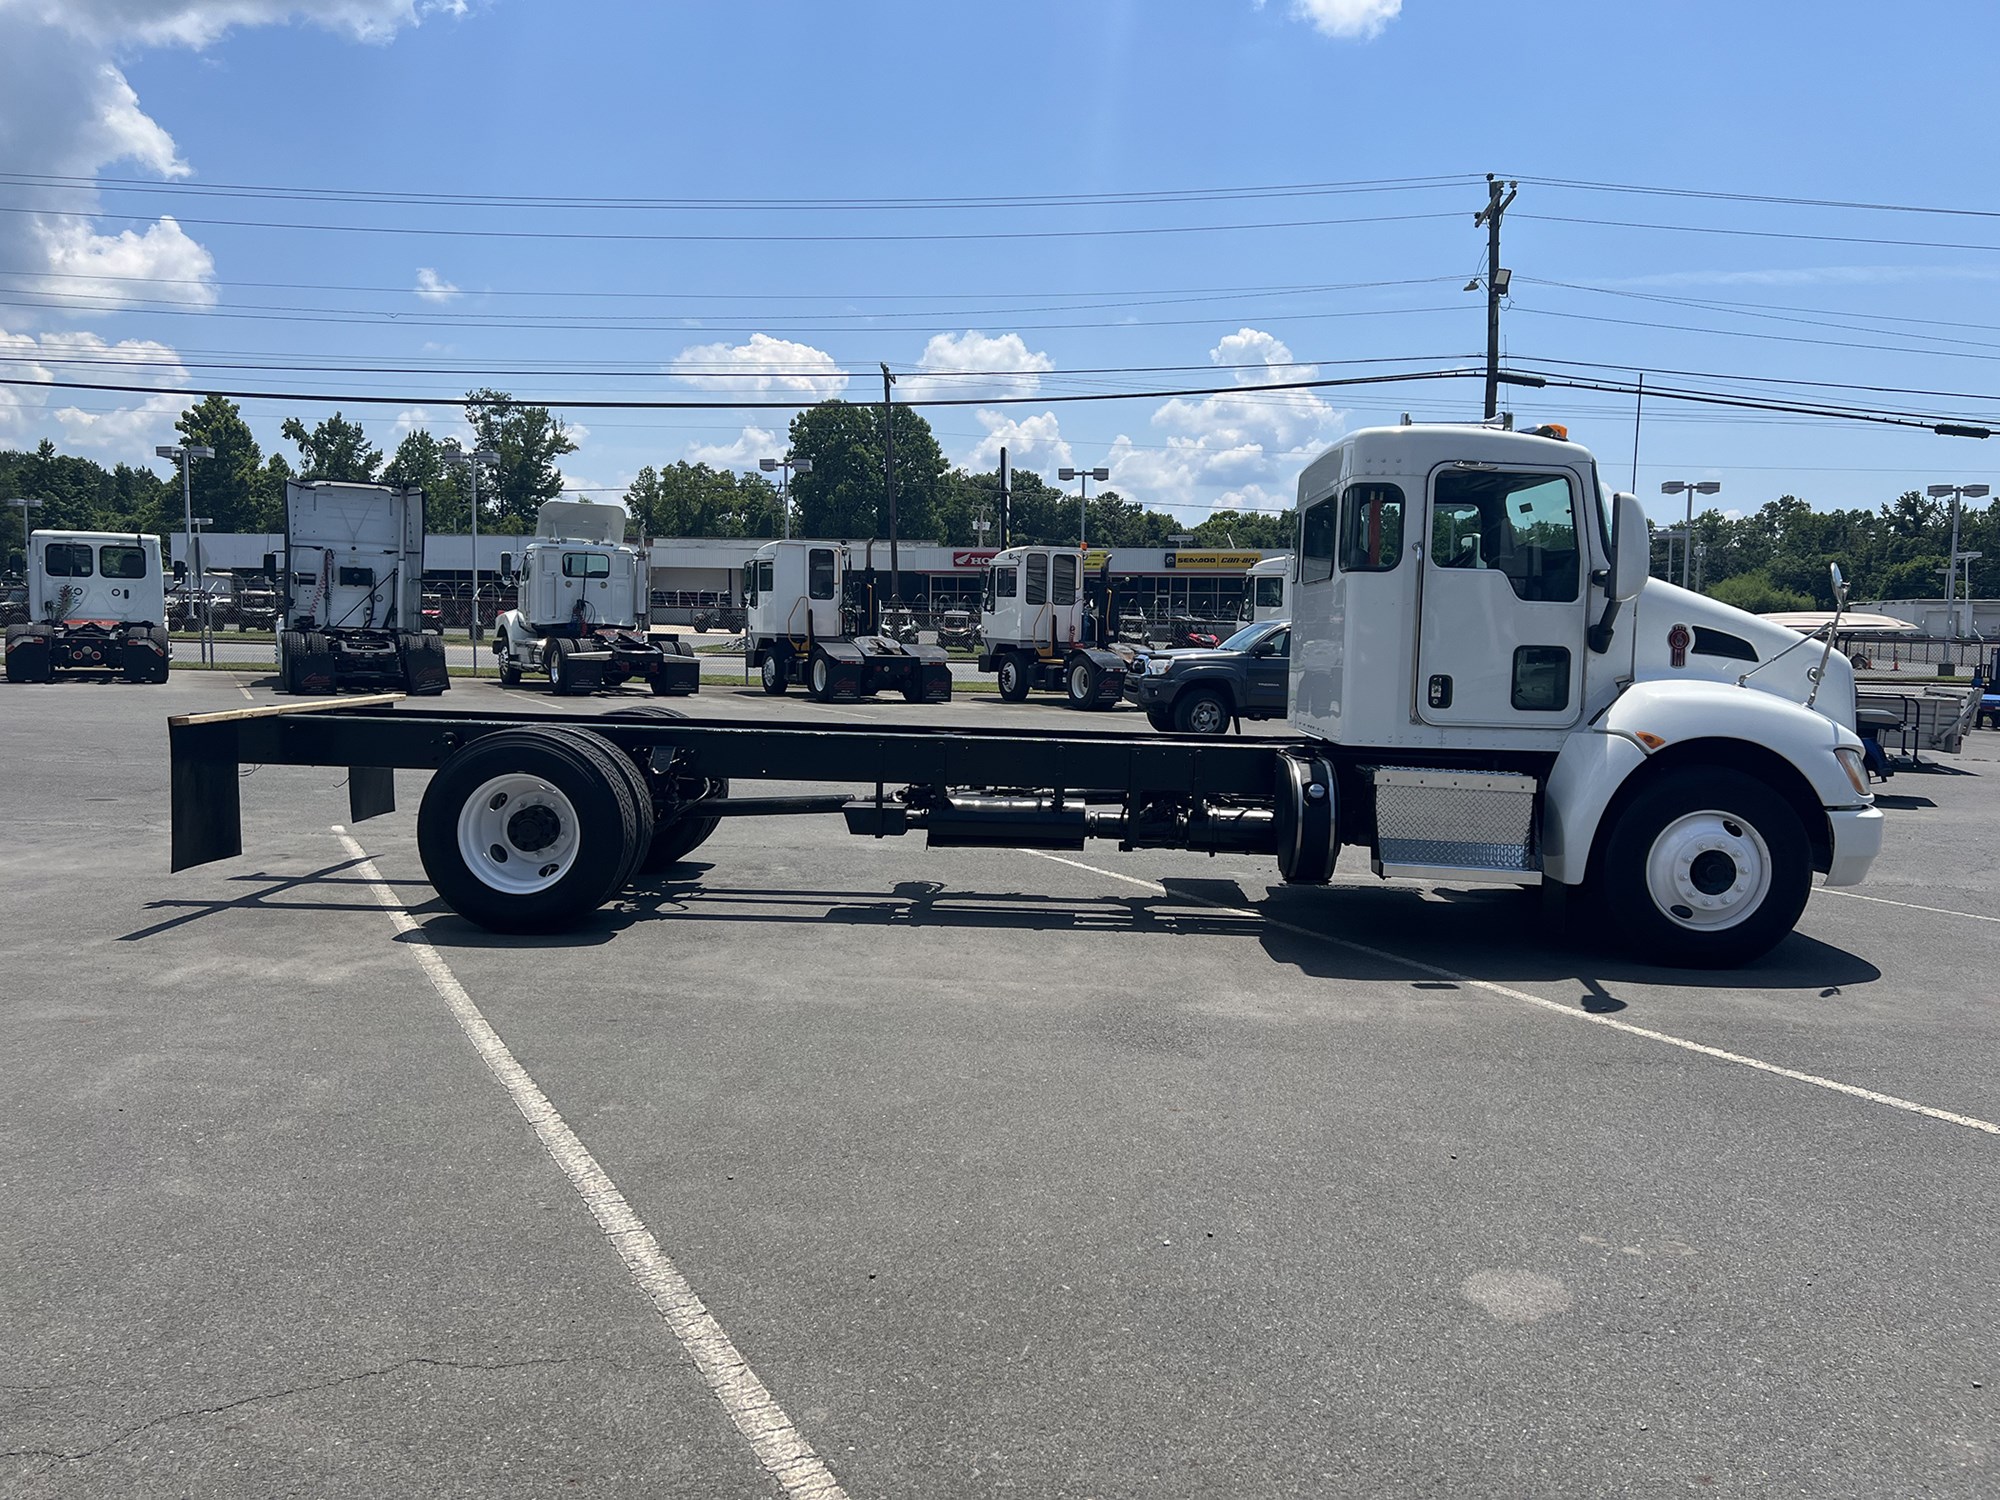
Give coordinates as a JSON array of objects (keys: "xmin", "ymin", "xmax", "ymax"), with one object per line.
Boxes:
[
  {"xmin": 1123, "ymin": 674, "xmax": 1172, "ymax": 707},
  {"xmin": 1823, "ymin": 805, "xmax": 1885, "ymax": 887}
]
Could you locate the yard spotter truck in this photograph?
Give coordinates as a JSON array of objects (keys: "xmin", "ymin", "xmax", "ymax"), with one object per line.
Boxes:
[
  {"xmin": 275, "ymin": 480, "xmax": 447, "ymax": 696},
  {"xmin": 976, "ymin": 545, "xmax": 1132, "ymax": 708},
  {"xmin": 1238, "ymin": 553, "xmax": 1293, "ymax": 624},
  {"xmin": 742, "ymin": 538, "xmax": 951, "ymax": 703},
  {"xmin": 4, "ymin": 530, "xmax": 170, "ymax": 683},
  {"xmin": 166, "ymin": 424, "xmax": 1883, "ymax": 968},
  {"xmin": 490, "ymin": 500, "xmax": 698, "ymax": 697}
]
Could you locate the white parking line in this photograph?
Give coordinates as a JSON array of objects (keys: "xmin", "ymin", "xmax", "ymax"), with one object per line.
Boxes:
[
  {"xmin": 332, "ymin": 826, "xmax": 848, "ymax": 1500},
  {"xmin": 1024, "ymin": 849, "xmax": 2000, "ymax": 1139},
  {"xmin": 1814, "ymin": 886, "xmax": 2000, "ymax": 925}
]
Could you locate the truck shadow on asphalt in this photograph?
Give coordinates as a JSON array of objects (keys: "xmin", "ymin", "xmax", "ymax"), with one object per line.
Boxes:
[{"xmin": 400, "ymin": 865, "xmax": 1880, "ymax": 997}]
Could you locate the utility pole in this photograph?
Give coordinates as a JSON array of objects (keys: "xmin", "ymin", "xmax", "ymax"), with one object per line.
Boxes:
[
  {"xmin": 881, "ymin": 363, "xmax": 899, "ymax": 615},
  {"xmin": 1472, "ymin": 174, "xmax": 1517, "ymax": 421},
  {"xmin": 998, "ymin": 447, "xmax": 1011, "ymax": 549}
]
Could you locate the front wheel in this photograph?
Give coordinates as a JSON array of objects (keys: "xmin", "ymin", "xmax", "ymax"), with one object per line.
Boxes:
[
  {"xmin": 1174, "ymin": 687, "xmax": 1230, "ymax": 736},
  {"xmin": 1145, "ymin": 705, "xmax": 1174, "ymax": 733},
  {"xmin": 497, "ymin": 634, "xmax": 522, "ymax": 687},
  {"xmin": 760, "ymin": 652, "xmax": 789, "ymax": 695},
  {"xmin": 1597, "ymin": 767, "xmax": 1811, "ymax": 968},
  {"xmin": 996, "ymin": 653, "xmax": 1030, "ymax": 702}
]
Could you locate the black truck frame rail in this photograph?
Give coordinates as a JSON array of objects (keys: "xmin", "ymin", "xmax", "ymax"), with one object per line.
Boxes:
[{"xmin": 169, "ymin": 699, "xmax": 1308, "ymax": 912}]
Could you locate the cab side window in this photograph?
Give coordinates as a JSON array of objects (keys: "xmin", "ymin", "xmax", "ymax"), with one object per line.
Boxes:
[
  {"xmin": 1052, "ymin": 553, "xmax": 1078, "ymax": 606},
  {"xmin": 1254, "ymin": 575, "xmax": 1285, "ymax": 608},
  {"xmin": 808, "ymin": 548, "xmax": 836, "ymax": 600},
  {"xmin": 1025, "ymin": 553, "xmax": 1048, "ymax": 605},
  {"xmin": 993, "ymin": 565, "xmax": 1017, "ymax": 602},
  {"xmin": 1340, "ymin": 484, "xmax": 1405, "ymax": 572},
  {"xmin": 1300, "ymin": 497, "xmax": 1336, "ymax": 584},
  {"xmin": 1430, "ymin": 471, "xmax": 1579, "ymax": 603}
]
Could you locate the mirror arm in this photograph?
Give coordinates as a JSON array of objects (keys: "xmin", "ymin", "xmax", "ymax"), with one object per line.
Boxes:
[{"xmin": 1588, "ymin": 597, "xmax": 1623, "ymax": 654}]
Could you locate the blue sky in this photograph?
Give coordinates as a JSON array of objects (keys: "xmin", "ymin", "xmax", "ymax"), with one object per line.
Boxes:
[{"xmin": 3, "ymin": 0, "xmax": 1998, "ymax": 531}]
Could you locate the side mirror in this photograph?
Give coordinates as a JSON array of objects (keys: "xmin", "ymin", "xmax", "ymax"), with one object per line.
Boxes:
[
  {"xmin": 262, "ymin": 552, "xmax": 278, "ymax": 578},
  {"xmin": 1828, "ymin": 561, "xmax": 1849, "ymax": 610},
  {"xmin": 173, "ymin": 560, "xmax": 187, "ymax": 582},
  {"xmin": 1609, "ymin": 492, "xmax": 1649, "ymax": 602},
  {"xmin": 498, "ymin": 551, "xmax": 514, "ymax": 583}
]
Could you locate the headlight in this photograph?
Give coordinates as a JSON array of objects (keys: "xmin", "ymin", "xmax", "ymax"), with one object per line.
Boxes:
[
  {"xmin": 1146, "ymin": 655, "xmax": 1172, "ymax": 675},
  {"xmin": 1834, "ymin": 745, "xmax": 1872, "ymax": 800}
]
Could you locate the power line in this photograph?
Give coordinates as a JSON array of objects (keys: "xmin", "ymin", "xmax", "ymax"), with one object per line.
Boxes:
[
  {"xmin": 1514, "ymin": 174, "xmax": 2000, "ymax": 223},
  {"xmin": 0, "ymin": 202, "xmax": 1462, "ymax": 245},
  {"xmin": 1517, "ymin": 212, "xmax": 2000, "ymax": 255}
]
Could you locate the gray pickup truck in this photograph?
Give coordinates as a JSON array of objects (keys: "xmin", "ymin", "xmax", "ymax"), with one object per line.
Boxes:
[{"xmin": 1121, "ymin": 617, "xmax": 1290, "ymax": 733}]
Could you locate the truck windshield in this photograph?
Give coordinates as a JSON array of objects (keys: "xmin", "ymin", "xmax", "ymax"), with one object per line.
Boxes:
[{"xmin": 1254, "ymin": 575, "xmax": 1284, "ymax": 607}]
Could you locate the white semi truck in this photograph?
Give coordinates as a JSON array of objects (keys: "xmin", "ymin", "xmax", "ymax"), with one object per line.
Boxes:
[
  {"xmin": 491, "ymin": 500, "xmax": 698, "ymax": 697},
  {"xmin": 4, "ymin": 530, "xmax": 170, "ymax": 683},
  {"xmin": 275, "ymin": 480, "xmax": 447, "ymax": 695},
  {"xmin": 173, "ymin": 422, "xmax": 1883, "ymax": 967},
  {"xmin": 1238, "ymin": 553, "xmax": 1292, "ymax": 624},
  {"xmin": 742, "ymin": 539, "xmax": 951, "ymax": 702},
  {"xmin": 975, "ymin": 545, "xmax": 1130, "ymax": 707}
]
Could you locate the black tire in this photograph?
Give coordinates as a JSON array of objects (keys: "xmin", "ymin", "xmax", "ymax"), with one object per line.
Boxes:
[
  {"xmin": 760, "ymin": 651, "xmax": 789, "ymax": 695},
  {"xmin": 415, "ymin": 727, "xmax": 645, "ymax": 931},
  {"xmin": 603, "ymin": 705, "xmax": 728, "ymax": 873},
  {"xmin": 1597, "ymin": 766, "xmax": 1811, "ymax": 968},
  {"xmin": 7, "ymin": 625, "xmax": 50, "ymax": 683},
  {"xmin": 302, "ymin": 632, "xmax": 335, "ymax": 695},
  {"xmin": 648, "ymin": 671, "xmax": 676, "ymax": 696},
  {"xmin": 278, "ymin": 630, "xmax": 302, "ymax": 693},
  {"xmin": 147, "ymin": 627, "xmax": 171, "ymax": 682},
  {"xmin": 497, "ymin": 632, "xmax": 522, "ymax": 687},
  {"xmin": 900, "ymin": 678, "xmax": 926, "ymax": 703},
  {"xmin": 996, "ymin": 653, "xmax": 1030, "ymax": 702},
  {"xmin": 1174, "ymin": 686, "xmax": 1231, "ymax": 736},
  {"xmin": 539, "ymin": 726, "xmax": 656, "ymax": 894},
  {"xmin": 1145, "ymin": 705, "xmax": 1175, "ymax": 733},
  {"xmin": 547, "ymin": 636, "xmax": 578, "ymax": 696},
  {"xmin": 1065, "ymin": 656, "xmax": 1100, "ymax": 709}
]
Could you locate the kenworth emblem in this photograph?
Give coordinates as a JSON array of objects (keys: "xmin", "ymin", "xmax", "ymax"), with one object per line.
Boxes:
[{"xmin": 1667, "ymin": 622, "xmax": 1691, "ymax": 668}]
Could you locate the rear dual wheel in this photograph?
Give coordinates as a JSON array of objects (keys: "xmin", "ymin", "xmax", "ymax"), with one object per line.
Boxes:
[{"xmin": 416, "ymin": 726, "xmax": 654, "ymax": 932}]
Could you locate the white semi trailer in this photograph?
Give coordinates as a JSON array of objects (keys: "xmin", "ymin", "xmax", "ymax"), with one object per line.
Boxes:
[
  {"xmin": 742, "ymin": 539, "xmax": 950, "ymax": 702},
  {"xmin": 4, "ymin": 530, "xmax": 170, "ymax": 683},
  {"xmin": 174, "ymin": 422, "xmax": 1883, "ymax": 967},
  {"xmin": 275, "ymin": 480, "xmax": 447, "ymax": 695},
  {"xmin": 491, "ymin": 500, "xmax": 698, "ymax": 697},
  {"xmin": 976, "ymin": 545, "xmax": 1130, "ymax": 707}
]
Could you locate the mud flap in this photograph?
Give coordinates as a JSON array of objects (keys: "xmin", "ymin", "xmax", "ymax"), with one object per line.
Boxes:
[
  {"xmin": 398, "ymin": 631, "xmax": 450, "ymax": 696},
  {"xmin": 650, "ymin": 638, "xmax": 700, "ymax": 695},
  {"xmin": 813, "ymin": 640, "xmax": 868, "ymax": 700}
]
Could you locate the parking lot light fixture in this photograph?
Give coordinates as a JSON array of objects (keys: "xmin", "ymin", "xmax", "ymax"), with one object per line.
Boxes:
[
  {"xmin": 1659, "ymin": 479, "xmax": 1721, "ymax": 588},
  {"xmin": 7, "ymin": 495, "xmax": 44, "ymax": 572},
  {"xmin": 1058, "ymin": 465, "xmax": 1111, "ymax": 548},
  {"xmin": 759, "ymin": 452, "xmax": 811, "ymax": 541},
  {"xmin": 1926, "ymin": 482, "xmax": 1990, "ymax": 646}
]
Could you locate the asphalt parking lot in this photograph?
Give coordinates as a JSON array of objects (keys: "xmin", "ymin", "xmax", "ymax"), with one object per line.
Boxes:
[{"xmin": 4, "ymin": 669, "xmax": 1996, "ymax": 1498}]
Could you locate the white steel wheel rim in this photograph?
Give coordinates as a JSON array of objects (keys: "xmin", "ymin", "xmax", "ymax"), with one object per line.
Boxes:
[
  {"xmin": 1069, "ymin": 663, "xmax": 1092, "ymax": 699},
  {"xmin": 812, "ymin": 656, "xmax": 829, "ymax": 693},
  {"xmin": 1188, "ymin": 696, "xmax": 1224, "ymax": 733},
  {"xmin": 1644, "ymin": 809, "xmax": 1773, "ymax": 932},
  {"xmin": 762, "ymin": 656, "xmax": 780, "ymax": 687},
  {"xmin": 457, "ymin": 773, "xmax": 582, "ymax": 895}
]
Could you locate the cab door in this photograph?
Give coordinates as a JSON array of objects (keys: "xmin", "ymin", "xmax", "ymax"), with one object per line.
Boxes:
[{"xmin": 1415, "ymin": 463, "xmax": 1587, "ymax": 728}]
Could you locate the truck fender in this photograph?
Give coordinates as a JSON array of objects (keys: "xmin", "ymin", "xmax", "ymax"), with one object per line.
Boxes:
[
  {"xmin": 1542, "ymin": 680, "xmax": 1861, "ymax": 886},
  {"xmin": 1075, "ymin": 646, "xmax": 1128, "ymax": 678}
]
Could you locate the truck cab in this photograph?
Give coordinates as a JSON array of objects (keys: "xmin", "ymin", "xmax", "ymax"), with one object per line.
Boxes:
[
  {"xmin": 976, "ymin": 545, "xmax": 1129, "ymax": 707},
  {"xmin": 492, "ymin": 501, "xmax": 697, "ymax": 697},
  {"xmin": 1283, "ymin": 422, "xmax": 1880, "ymax": 964},
  {"xmin": 743, "ymin": 539, "xmax": 949, "ymax": 702},
  {"xmin": 276, "ymin": 480, "xmax": 446, "ymax": 695},
  {"xmin": 1238, "ymin": 554, "xmax": 1292, "ymax": 624},
  {"xmin": 3, "ymin": 530, "xmax": 170, "ymax": 682}
]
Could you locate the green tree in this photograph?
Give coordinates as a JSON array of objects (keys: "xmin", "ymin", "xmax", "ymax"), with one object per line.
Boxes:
[
  {"xmin": 787, "ymin": 400, "xmax": 947, "ymax": 541},
  {"xmin": 382, "ymin": 429, "xmax": 471, "ymax": 530},
  {"xmin": 280, "ymin": 411, "xmax": 382, "ymax": 483},
  {"xmin": 1705, "ymin": 571, "xmax": 1812, "ymax": 614},
  {"xmin": 172, "ymin": 395, "xmax": 267, "ymax": 532},
  {"xmin": 465, "ymin": 388, "xmax": 576, "ymax": 531}
]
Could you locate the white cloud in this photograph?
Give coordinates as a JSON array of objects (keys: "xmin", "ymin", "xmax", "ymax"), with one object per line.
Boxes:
[
  {"xmin": 1100, "ymin": 328, "xmax": 1345, "ymax": 515},
  {"xmin": 898, "ymin": 329, "xmax": 1054, "ymax": 405},
  {"xmin": 0, "ymin": 320, "xmax": 191, "ymax": 451},
  {"xmin": 962, "ymin": 409, "xmax": 1073, "ymax": 476},
  {"xmin": 413, "ymin": 267, "xmax": 459, "ymax": 303},
  {"xmin": 1284, "ymin": 0, "xmax": 1402, "ymax": 40},
  {"xmin": 685, "ymin": 425, "xmax": 783, "ymax": 470},
  {"xmin": 33, "ymin": 215, "xmax": 216, "ymax": 309},
  {"xmin": 670, "ymin": 334, "xmax": 849, "ymax": 404}
]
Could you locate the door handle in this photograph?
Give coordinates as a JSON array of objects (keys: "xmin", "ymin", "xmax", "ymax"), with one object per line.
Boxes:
[{"xmin": 1427, "ymin": 674, "xmax": 1453, "ymax": 710}]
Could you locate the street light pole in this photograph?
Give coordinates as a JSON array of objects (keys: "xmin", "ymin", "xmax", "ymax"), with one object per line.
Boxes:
[
  {"xmin": 1659, "ymin": 479, "xmax": 1721, "ymax": 588},
  {"xmin": 6, "ymin": 496, "xmax": 43, "ymax": 576},
  {"xmin": 1927, "ymin": 482, "xmax": 1990, "ymax": 654},
  {"xmin": 190, "ymin": 516, "xmax": 214, "ymax": 664},
  {"xmin": 444, "ymin": 443, "xmax": 500, "ymax": 676},
  {"xmin": 759, "ymin": 452, "xmax": 813, "ymax": 541},
  {"xmin": 1059, "ymin": 465, "xmax": 1110, "ymax": 549},
  {"xmin": 156, "ymin": 442, "xmax": 214, "ymax": 628}
]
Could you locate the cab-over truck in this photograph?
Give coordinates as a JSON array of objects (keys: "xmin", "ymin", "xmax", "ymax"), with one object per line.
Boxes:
[{"xmin": 168, "ymin": 423, "xmax": 1882, "ymax": 968}]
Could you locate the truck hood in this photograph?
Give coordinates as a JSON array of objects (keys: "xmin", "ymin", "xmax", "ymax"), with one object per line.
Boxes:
[{"xmin": 1629, "ymin": 578, "xmax": 1856, "ymax": 732}]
